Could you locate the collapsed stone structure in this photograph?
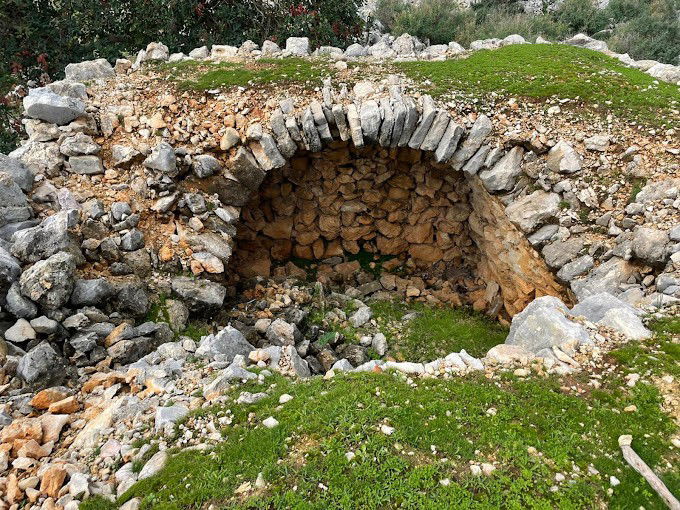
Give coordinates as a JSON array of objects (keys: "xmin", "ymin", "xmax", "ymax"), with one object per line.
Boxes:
[{"xmin": 0, "ymin": 34, "xmax": 678, "ymax": 508}]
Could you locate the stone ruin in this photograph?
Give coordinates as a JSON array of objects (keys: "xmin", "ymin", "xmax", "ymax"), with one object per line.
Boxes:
[{"xmin": 229, "ymin": 141, "xmax": 565, "ymax": 320}]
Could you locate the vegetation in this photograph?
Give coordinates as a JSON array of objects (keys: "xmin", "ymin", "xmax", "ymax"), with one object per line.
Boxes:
[
  {"xmin": 0, "ymin": 0, "xmax": 363, "ymax": 151},
  {"xmin": 162, "ymin": 58, "xmax": 335, "ymax": 91},
  {"xmin": 371, "ymin": 301, "xmax": 508, "ymax": 360},
  {"xmin": 82, "ymin": 361, "xmax": 679, "ymax": 510},
  {"xmin": 397, "ymin": 44, "xmax": 680, "ymax": 128},
  {"xmin": 375, "ymin": 0, "xmax": 680, "ymax": 65}
]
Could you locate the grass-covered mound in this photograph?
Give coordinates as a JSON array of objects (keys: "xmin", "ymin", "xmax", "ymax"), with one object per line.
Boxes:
[
  {"xmin": 397, "ymin": 44, "xmax": 680, "ymax": 128},
  {"xmin": 161, "ymin": 58, "xmax": 334, "ymax": 91},
  {"xmin": 83, "ymin": 317, "xmax": 679, "ymax": 510}
]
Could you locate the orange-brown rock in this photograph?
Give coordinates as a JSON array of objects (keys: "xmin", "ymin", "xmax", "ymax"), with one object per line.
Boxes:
[
  {"xmin": 17, "ymin": 439, "xmax": 50, "ymax": 459},
  {"xmin": 48, "ymin": 396, "xmax": 80, "ymax": 414},
  {"xmin": 30, "ymin": 388, "xmax": 69, "ymax": 410},
  {"xmin": 467, "ymin": 177, "xmax": 567, "ymax": 318},
  {"xmin": 40, "ymin": 465, "xmax": 68, "ymax": 498},
  {"xmin": 1, "ymin": 417, "xmax": 43, "ymax": 444}
]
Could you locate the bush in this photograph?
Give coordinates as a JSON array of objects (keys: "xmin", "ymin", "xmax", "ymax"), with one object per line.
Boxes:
[
  {"xmin": 607, "ymin": 0, "xmax": 680, "ymax": 64},
  {"xmin": 0, "ymin": 0, "xmax": 364, "ymax": 152},
  {"xmin": 554, "ymin": 0, "xmax": 608, "ymax": 34},
  {"xmin": 385, "ymin": 0, "xmax": 477, "ymax": 45}
]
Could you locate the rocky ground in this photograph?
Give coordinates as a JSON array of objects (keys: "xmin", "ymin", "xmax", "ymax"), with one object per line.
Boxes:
[{"xmin": 0, "ymin": 33, "xmax": 678, "ymax": 509}]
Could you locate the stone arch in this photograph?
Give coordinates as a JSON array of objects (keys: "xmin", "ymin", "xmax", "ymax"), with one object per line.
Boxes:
[{"xmin": 202, "ymin": 93, "xmax": 567, "ymax": 320}]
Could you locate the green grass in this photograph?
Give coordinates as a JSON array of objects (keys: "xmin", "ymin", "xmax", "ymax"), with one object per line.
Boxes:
[
  {"xmin": 161, "ymin": 58, "xmax": 334, "ymax": 91},
  {"xmin": 609, "ymin": 316, "xmax": 680, "ymax": 378},
  {"xmin": 371, "ymin": 301, "xmax": 508, "ymax": 360},
  {"xmin": 83, "ymin": 366, "xmax": 679, "ymax": 510},
  {"xmin": 397, "ymin": 44, "xmax": 680, "ymax": 128}
]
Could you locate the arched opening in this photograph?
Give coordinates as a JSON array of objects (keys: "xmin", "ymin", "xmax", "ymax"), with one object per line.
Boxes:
[{"xmin": 228, "ymin": 140, "xmax": 564, "ymax": 319}]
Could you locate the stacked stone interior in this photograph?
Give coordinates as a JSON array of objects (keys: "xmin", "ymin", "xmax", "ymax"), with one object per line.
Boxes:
[{"xmin": 231, "ymin": 141, "xmax": 492, "ymax": 308}]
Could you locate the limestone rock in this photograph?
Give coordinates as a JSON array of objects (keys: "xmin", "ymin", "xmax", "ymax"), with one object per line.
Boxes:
[
  {"xmin": 451, "ymin": 115, "xmax": 493, "ymax": 169},
  {"xmin": 631, "ymin": 227, "xmax": 669, "ymax": 266},
  {"xmin": 505, "ymin": 191, "xmax": 560, "ymax": 233},
  {"xmin": 265, "ymin": 318, "xmax": 302, "ymax": 346},
  {"xmin": 286, "ymin": 37, "xmax": 310, "ymax": 56},
  {"xmin": 506, "ymin": 296, "xmax": 590, "ymax": 353},
  {"xmin": 65, "ymin": 58, "xmax": 114, "ymax": 81},
  {"xmin": 171, "ymin": 276, "xmax": 226, "ymax": 312},
  {"xmin": 20, "ymin": 252, "xmax": 76, "ymax": 309},
  {"xmin": 479, "ymin": 146, "xmax": 524, "ymax": 192},
  {"xmin": 68, "ymin": 155, "xmax": 104, "ymax": 175},
  {"xmin": 144, "ymin": 142, "xmax": 177, "ymax": 176},
  {"xmin": 17, "ymin": 342, "xmax": 67, "ymax": 388},
  {"xmin": 570, "ymin": 292, "xmax": 641, "ymax": 322},
  {"xmin": 599, "ymin": 307, "xmax": 651, "ymax": 340},
  {"xmin": 0, "ymin": 154, "xmax": 34, "ymax": 192},
  {"xmin": 23, "ymin": 88, "xmax": 85, "ymax": 125},
  {"xmin": 546, "ymin": 140, "xmax": 582, "ymax": 174}
]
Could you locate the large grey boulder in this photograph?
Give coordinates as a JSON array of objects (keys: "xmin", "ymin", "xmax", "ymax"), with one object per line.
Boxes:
[
  {"xmin": 599, "ymin": 307, "xmax": 651, "ymax": 340},
  {"xmin": 505, "ymin": 190, "xmax": 560, "ymax": 233},
  {"xmin": 145, "ymin": 42, "xmax": 169, "ymax": 61},
  {"xmin": 261, "ymin": 40, "xmax": 281, "ymax": 56},
  {"xmin": 506, "ymin": 296, "xmax": 590, "ymax": 353},
  {"xmin": 635, "ymin": 178, "xmax": 680, "ymax": 203},
  {"xmin": 392, "ymin": 33, "xmax": 416, "ymax": 55},
  {"xmin": 0, "ymin": 245, "xmax": 21, "ymax": 291},
  {"xmin": 20, "ymin": 252, "xmax": 77, "ymax": 309},
  {"xmin": 0, "ymin": 172, "xmax": 32, "ymax": 228},
  {"xmin": 570, "ymin": 256, "xmax": 636, "ymax": 300},
  {"xmin": 17, "ymin": 342, "xmax": 67, "ymax": 388},
  {"xmin": 65, "ymin": 58, "xmax": 114, "ymax": 82},
  {"xmin": 647, "ymin": 63, "xmax": 680, "ymax": 85},
  {"xmin": 155, "ymin": 405, "xmax": 190, "ymax": 433},
  {"xmin": 557, "ymin": 255, "xmax": 594, "ymax": 282},
  {"xmin": 631, "ymin": 227, "xmax": 669, "ymax": 266},
  {"xmin": 5, "ymin": 282, "xmax": 38, "ymax": 319},
  {"xmin": 23, "ymin": 88, "xmax": 85, "ymax": 125},
  {"xmin": 192, "ymin": 154, "xmax": 221, "ymax": 178},
  {"xmin": 360, "ymin": 100, "xmax": 382, "ymax": 144},
  {"xmin": 11, "ymin": 209, "xmax": 82, "ymax": 264},
  {"xmin": 171, "ymin": 276, "xmax": 226, "ymax": 311},
  {"xmin": 285, "ymin": 37, "xmax": 310, "ymax": 56},
  {"xmin": 46, "ymin": 80, "xmax": 88, "ymax": 100},
  {"xmin": 570, "ymin": 292, "xmax": 641, "ymax": 322},
  {"xmin": 144, "ymin": 142, "xmax": 177, "ymax": 176},
  {"xmin": 542, "ymin": 238, "xmax": 584, "ymax": 269},
  {"xmin": 344, "ymin": 43, "xmax": 367, "ymax": 57},
  {"xmin": 195, "ymin": 325, "xmax": 254, "ymax": 360},
  {"xmin": 0, "ymin": 154, "xmax": 34, "ymax": 192},
  {"xmin": 564, "ymin": 33, "xmax": 608, "ymax": 52},
  {"xmin": 479, "ymin": 146, "xmax": 524, "ymax": 192},
  {"xmin": 59, "ymin": 133, "xmax": 101, "ymax": 156},
  {"xmin": 9, "ymin": 141, "xmax": 63, "ymax": 176},
  {"xmin": 546, "ymin": 140, "xmax": 582, "ymax": 174},
  {"xmin": 68, "ymin": 155, "xmax": 104, "ymax": 175},
  {"xmin": 70, "ymin": 278, "xmax": 114, "ymax": 306}
]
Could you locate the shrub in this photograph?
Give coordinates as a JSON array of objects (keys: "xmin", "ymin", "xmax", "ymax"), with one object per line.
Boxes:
[
  {"xmin": 391, "ymin": 0, "xmax": 477, "ymax": 45},
  {"xmin": 554, "ymin": 0, "xmax": 609, "ymax": 34},
  {"xmin": 607, "ymin": 0, "xmax": 680, "ymax": 64},
  {"xmin": 373, "ymin": 0, "xmax": 409, "ymax": 33}
]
